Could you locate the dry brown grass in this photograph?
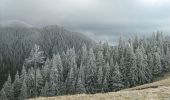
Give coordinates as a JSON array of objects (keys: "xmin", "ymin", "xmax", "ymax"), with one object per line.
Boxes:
[
  {"xmin": 29, "ymin": 86, "xmax": 170, "ymax": 100},
  {"xmin": 123, "ymin": 72, "xmax": 170, "ymax": 91},
  {"xmin": 29, "ymin": 72, "xmax": 170, "ymax": 100}
]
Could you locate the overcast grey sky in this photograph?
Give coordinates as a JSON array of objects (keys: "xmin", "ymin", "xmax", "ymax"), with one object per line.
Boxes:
[{"xmin": 1, "ymin": 0, "xmax": 170, "ymax": 42}]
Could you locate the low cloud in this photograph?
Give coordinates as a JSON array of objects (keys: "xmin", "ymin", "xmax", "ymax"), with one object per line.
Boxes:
[{"xmin": 1, "ymin": 0, "xmax": 170, "ymax": 42}]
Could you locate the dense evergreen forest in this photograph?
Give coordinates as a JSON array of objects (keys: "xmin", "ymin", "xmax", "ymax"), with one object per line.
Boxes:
[
  {"xmin": 0, "ymin": 25, "xmax": 93, "ymax": 89},
  {"xmin": 1, "ymin": 26, "xmax": 170, "ymax": 100}
]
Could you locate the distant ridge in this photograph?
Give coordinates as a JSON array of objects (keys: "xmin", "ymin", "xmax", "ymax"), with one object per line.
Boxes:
[{"xmin": 0, "ymin": 20, "xmax": 33, "ymax": 28}]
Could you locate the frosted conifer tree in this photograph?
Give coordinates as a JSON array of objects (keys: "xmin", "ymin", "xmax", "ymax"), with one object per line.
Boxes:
[
  {"xmin": 65, "ymin": 48, "xmax": 78, "ymax": 94},
  {"xmin": 80, "ymin": 44, "xmax": 88, "ymax": 66},
  {"xmin": 52, "ymin": 54, "xmax": 63, "ymax": 82},
  {"xmin": 61, "ymin": 51, "xmax": 68, "ymax": 81},
  {"xmin": 153, "ymin": 52, "xmax": 162, "ymax": 75},
  {"xmin": 19, "ymin": 79, "xmax": 27, "ymax": 100},
  {"xmin": 147, "ymin": 53, "xmax": 154, "ymax": 79},
  {"xmin": 96, "ymin": 50, "xmax": 105, "ymax": 70},
  {"xmin": 0, "ymin": 88, "xmax": 8, "ymax": 100},
  {"xmin": 119, "ymin": 55, "xmax": 126, "ymax": 83},
  {"xmin": 102, "ymin": 62, "xmax": 110, "ymax": 92},
  {"xmin": 13, "ymin": 71, "xmax": 21, "ymax": 99},
  {"xmin": 20, "ymin": 66, "xmax": 27, "ymax": 84},
  {"xmin": 103, "ymin": 42, "xmax": 110, "ymax": 62},
  {"xmin": 135, "ymin": 47, "xmax": 149, "ymax": 84},
  {"xmin": 124, "ymin": 43, "xmax": 136, "ymax": 86},
  {"xmin": 41, "ymin": 81, "xmax": 49, "ymax": 97},
  {"xmin": 75, "ymin": 64, "xmax": 86, "ymax": 94},
  {"xmin": 3, "ymin": 74, "xmax": 13, "ymax": 100},
  {"xmin": 133, "ymin": 35, "xmax": 139, "ymax": 50},
  {"xmin": 164, "ymin": 45, "xmax": 170, "ymax": 71},
  {"xmin": 36, "ymin": 68, "xmax": 43, "ymax": 96},
  {"xmin": 111, "ymin": 62, "xmax": 123, "ymax": 91},
  {"xmin": 85, "ymin": 48, "xmax": 97, "ymax": 93},
  {"xmin": 105, "ymin": 62, "xmax": 111, "ymax": 86},
  {"xmin": 41, "ymin": 58, "xmax": 51, "ymax": 83},
  {"xmin": 97, "ymin": 65, "xmax": 103, "ymax": 92},
  {"xmin": 96, "ymin": 51, "xmax": 105, "ymax": 75},
  {"xmin": 118, "ymin": 36, "xmax": 125, "ymax": 62},
  {"xmin": 49, "ymin": 54, "xmax": 61, "ymax": 96},
  {"xmin": 25, "ymin": 44, "xmax": 45, "ymax": 97},
  {"xmin": 102, "ymin": 76, "xmax": 108, "ymax": 92},
  {"xmin": 26, "ymin": 67, "xmax": 34, "ymax": 97},
  {"xmin": 66, "ymin": 66, "xmax": 76, "ymax": 94}
]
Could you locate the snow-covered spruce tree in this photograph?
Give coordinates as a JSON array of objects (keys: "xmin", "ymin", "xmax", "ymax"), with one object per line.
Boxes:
[
  {"xmin": 118, "ymin": 36, "xmax": 125, "ymax": 63},
  {"xmin": 109, "ymin": 57, "xmax": 114, "ymax": 73},
  {"xmin": 25, "ymin": 44, "xmax": 45, "ymax": 97},
  {"xmin": 94, "ymin": 41, "xmax": 103, "ymax": 56},
  {"xmin": 97, "ymin": 64, "xmax": 103, "ymax": 92},
  {"xmin": 20, "ymin": 66, "xmax": 27, "ymax": 85},
  {"xmin": 124, "ymin": 42, "xmax": 136, "ymax": 87},
  {"xmin": 13, "ymin": 71, "xmax": 21, "ymax": 99},
  {"xmin": 102, "ymin": 76, "xmax": 109, "ymax": 93},
  {"xmin": 61, "ymin": 51, "xmax": 68, "ymax": 81},
  {"xmin": 110, "ymin": 62, "xmax": 123, "ymax": 91},
  {"xmin": 119, "ymin": 55, "xmax": 126, "ymax": 84},
  {"xmin": 25, "ymin": 44, "xmax": 45, "ymax": 66},
  {"xmin": 96, "ymin": 49, "xmax": 105, "ymax": 92},
  {"xmin": 65, "ymin": 48, "xmax": 78, "ymax": 94},
  {"xmin": 112, "ymin": 47, "xmax": 119, "ymax": 64},
  {"xmin": 147, "ymin": 53, "xmax": 154, "ymax": 81},
  {"xmin": 96, "ymin": 50, "xmax": 105, "ymax": 74},
  {"xmin": 41, "ymin": 58, "xmax": 51, "ymax": 84},
  {"xmin": 108, "ymin": 58, "xmax": 115, "ymax": 89},
  {"xmin": 164, "ymin": 45, "xmax": 170, "ymax": 71},
  {"xmin": 64, "ymin": 48, "xmax": 77, "ymax": 82},
  {"xmin": 135, "ymin": 47, "xmax": 150, "ymax": 85},
  {"xmin": 129, "ymin": 49, "xmax": 138, "ymax": 86},
  {"xmin": 78, "ymin": 44, "xmax": 88, "ymax": 77},
  {"xmin": 153, "ymin": 52, "xmax": 162, "ymax": 75},
  {"xmin": 49, "ymin": 54, "xmax": 63, "ymax": 96},
  {"xmin": 140, "ymin": 43, "xmax": 152, "ymax": 83},
  {"xmin": 41, "ymin": 81, "xmax": 49, "ymax": 97},
  {"xmin": 0, "ymin": 88, "xmax": 8, "ymax": 100},
  {"xmin": 75, "ymin": 64, "xmax": 86, "ymax": 94},
  {"xmin": 26, "ymin": 67, "xmax": 34, "ymax": 97},
  {"xmin": 102, "ymin": 62, "xmax": 110, "ymax": 92},
  {"xmin": 133, "ymin": 35, "xmax": 139, "ymax": 51},
  {"xmin": 66, "ymin": 65, "xmax": 77, "ymax": 94},
  {"xmin": 156, "ymin": 32, "xmax": 164, "ymax": 50},
  {"xmin": 85, "ymin": 48, "xmax": 97, "ymax": 94},
  {"xmin": 105, "ymin": 62, "xmax": 111, "ymax": 81},
  {"xmin": 19, "ymin": 79, "xmax": 27, "ymax": 100},
  {"xmin": 80, "ymin": 44, "xmax": 88, "ymax": 67},
  {"xmin": 36, "ymin": 68, "xmax": 43, "ymax": 96},
  {"xmin": 103, "ymin": 42, "xmax": 111, "ymax": 63},
  {"xmin": 0, "ymin": 53, "xmax": 2, "ymax": 67},
  {"xmin": 3, "ymin": 74, "xmax": 13, "ymax": 100},
  {"xmin": 52, "ymin": 54, "xmax": 63, "ymax": 82}
]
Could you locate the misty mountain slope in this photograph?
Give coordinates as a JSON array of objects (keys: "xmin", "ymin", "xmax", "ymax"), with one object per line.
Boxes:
[
  {"xmin": 1, "ymin": 31, "xmax": 170, "ymax": 100},
  {"xmin": 29, "ymin": 72, "xmax": 170, "ymax": 100},
  {"xmin": 0, "ymin": 20, "xmax": 33, "ymax": 28},
  {"xmin": 38, "ymin": 25, "xmax": 93, "ymax": 57},
  {"xmin": 0, "ymin": 25, "xmax": 93, "ymax": 89}
]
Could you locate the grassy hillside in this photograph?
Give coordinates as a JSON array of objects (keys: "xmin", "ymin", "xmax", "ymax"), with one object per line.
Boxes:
[
  {"xmin": 123, "ymin": 72, "xmax": 170, "ymax": 91},
  {"xmin": 29, "ymin": 72, "xmax": 170, "ymax": 100}
]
